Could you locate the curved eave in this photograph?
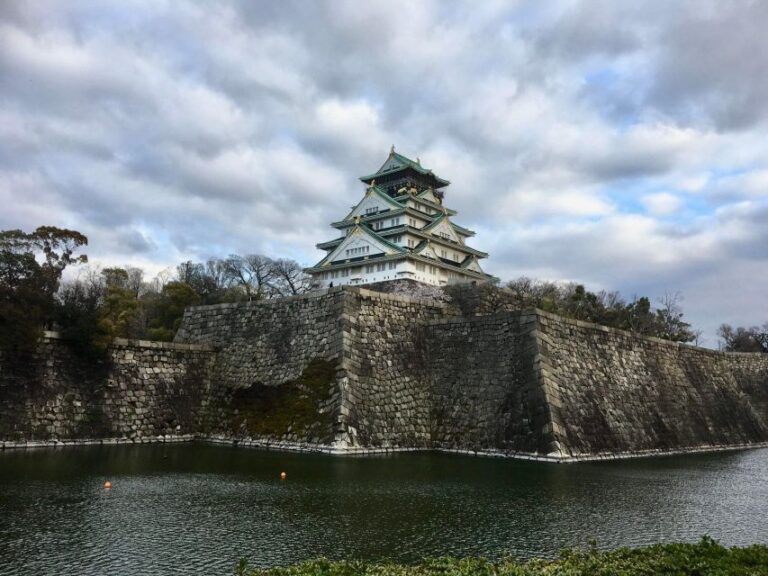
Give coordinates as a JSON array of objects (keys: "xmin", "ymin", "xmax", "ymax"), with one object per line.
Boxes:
[
  {"xmin": 332, "ymin": 207, "xmax": 407, "ymax": 229},
  {"xmin": 328, "ymin": 223, "xmax": 486, "ymax": 258},
  {"xmin": 304, "ymin": 253, "xmax": 490, "ymax": 281},
  {"xmin": 316, "ymin": 238, "xmax": 343, "ymax": 250},
  {"xmin": 359, "ymin": 166, "xmax": 450, "ymax": 188},
  {"xmin": 341, "ymin": 185, "xmax": 404, "ymax": 221},
  {"xmin": 413, "ymin": 231, "xmax": 487, "ymax": 258},
  {"xmin": 393, "ymin": 194, "xmax": 456, "ymax": 216},
  {"xmin": 304, "ymin": 251, "xmax": 407, "ymax": 273},
  {"xmin": 451, "ymin": 223, "xmax": 475, "ymax": 237}
]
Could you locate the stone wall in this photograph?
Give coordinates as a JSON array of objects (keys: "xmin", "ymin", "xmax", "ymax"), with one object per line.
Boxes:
[
  {"xmin": 424, "ymin": 313, "xmax": 556, "ymax": 455},
  {"xmin": 0, "ymin": 334, "xmax": 214, "ymax": 444},
  {"xmin": 417, "ymin": 310, "xmax": 768, "ymax": 459},
  {"xmin": 2, "ymin": 288, "xmax": 767, "ymax": 460},
  {"xmin": 174, "ymin": 288, "xmax": 346, "ymax": 444},
  {"xmin": 536, "ymin": 311, "xmax": 768, "ymax": 457},
  {"xmin": 337, "ymin": 288, "xmax": 450, "ymax": 448}
]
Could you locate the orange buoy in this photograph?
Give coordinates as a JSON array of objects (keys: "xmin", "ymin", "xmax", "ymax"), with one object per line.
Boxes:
[
  {"xmin": 280, "ymin": 472, "xmax": 287, "ymax": 481},
  {"xmin": 103, "ymin": 481, "xmax": 113, "ymax": 489}
]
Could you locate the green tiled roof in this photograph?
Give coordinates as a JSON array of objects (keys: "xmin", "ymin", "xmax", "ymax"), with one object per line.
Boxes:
[
  {"xmin": 421, "ymin": 213, "xmax": 446, "ymax": 232},
  {"xmin": 341, "ymin": 185, "xmax": 404, "ymax": 221},
  {"xmin": 332, "ymin": 207, "xmax": 407, "ymax": 229},
  {"xmin": 304, "ymin": 252, "xmax": 490, "ymax": 281},
  {"xmin": 393, "ymin": 193, "xmax": 457, "ymax": 216},
  {"xmin": 451, "ymin": 222, "xmax": 475, "ymax": 236},
  {"xmin": 359, "ymin": 150, "xmax": 450, "ymax": 187}
]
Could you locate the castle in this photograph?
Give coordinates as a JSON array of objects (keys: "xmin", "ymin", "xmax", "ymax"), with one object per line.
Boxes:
[
  {"xmin": 2, "ymin": 153, "xmax": 768, "ymax": 461},
  {"xmin": 306, "ymin": 148, "xmax": 492, "ymax": 288}
]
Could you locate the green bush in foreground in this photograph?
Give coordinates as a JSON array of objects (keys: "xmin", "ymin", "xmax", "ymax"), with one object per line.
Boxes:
[{"xmin": 237, "ymin": 538, "xmax": 768, "ymax": 576}]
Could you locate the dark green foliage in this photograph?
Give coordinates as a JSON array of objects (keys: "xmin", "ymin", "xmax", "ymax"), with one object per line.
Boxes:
[
  {"xmin": 54, "ymin": 274, "xmax": 107, "ymax": 359},
  {"xmin": 447, "ymin": 278, "xmax": 698, "ymax": 343},
  {"xmin": 0, "ymin": 227, "xmax": 88, "ymax": 351},
  {"xmin": 238, "ymin": 538, "xmax": 768, "ymax": 576},
  {"xmin": 147, "ymin": 281, "xmax": 200, "ymax": 341}
]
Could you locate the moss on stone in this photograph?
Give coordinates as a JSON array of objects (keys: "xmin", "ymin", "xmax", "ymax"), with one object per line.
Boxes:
[{"xmin": 231, "ymin": 358, "xmax": 337, "ymax": 442}]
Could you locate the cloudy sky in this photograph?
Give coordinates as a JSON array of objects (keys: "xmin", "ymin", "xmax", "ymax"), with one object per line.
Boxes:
[{"xmin": 1, "ymin": 0, "xmax": 767, "ymax": 345}]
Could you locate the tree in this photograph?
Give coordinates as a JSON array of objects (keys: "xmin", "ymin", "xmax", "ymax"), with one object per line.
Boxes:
[
  {"xmin": 176, "ymin": 259, "xmax": 236, "ymax": 304},
  {"xmin": 625, "ymin": 296, "xmax": 656, "ymax": 335},
  {"xmin": 55, "ymin": 271, "xmax": 108, "ymax": 356},
  {"xmin": 718, "ymin": 323, "xmax": 768, "ymax": 353},
  {"xmin": 147, "ymin": 281, "xmax": 200, "ymax": 341},
  {"xmin": 0, "ymin": 227, "xmax": 87, "ymax": 350},
  {"xmin": 223, "ymin": 254, "xmax": 275, "ymax": 301},
  {"xmin": 654, "ymin": 292, "xmax": 696, "ymax": 343},
  {"xmin": 99, "ymin": 267, "xmax": 146, "ymax": 341},
  {"xmin": 269, "ymin": 258, "xmax": 310, "ymax": 297}
]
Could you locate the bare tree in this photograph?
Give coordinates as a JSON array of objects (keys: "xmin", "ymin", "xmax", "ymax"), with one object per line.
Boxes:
[
  {"xmin": 223, "ymin": 254, "xmax": 275, "ymax": 301},
  {"xmin": 718, "ymin": 323, "xmax": 768, "ymax": 352},
  {"xmin": 269, "ymin": 258, "xmax": 310, "ymax": 296}
]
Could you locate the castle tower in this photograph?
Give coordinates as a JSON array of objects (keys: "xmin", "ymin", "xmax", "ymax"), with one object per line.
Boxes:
[{"xmin": 305, "ymin": 147, "xmax": 492, "ymax": 288}]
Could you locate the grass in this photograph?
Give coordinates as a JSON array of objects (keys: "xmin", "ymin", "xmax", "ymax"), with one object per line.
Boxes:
[{"xmin": 236, "ymin": 538, "xmax": 768, "ymax": 576}]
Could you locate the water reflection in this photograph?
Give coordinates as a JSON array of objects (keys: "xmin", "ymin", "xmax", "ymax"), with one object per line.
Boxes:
[{"xmin": 0, "ymin": 445, "xmax": 766, "ymax": 575}]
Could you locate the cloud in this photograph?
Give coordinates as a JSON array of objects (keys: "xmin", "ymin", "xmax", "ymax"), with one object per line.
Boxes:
[
  {"xmin": 1, "ymin": 0, "xmax": 767, "ymax": 345},
  {"xmin": 641, "ymin": 193, "xmax": 682, "ymax": 216}
]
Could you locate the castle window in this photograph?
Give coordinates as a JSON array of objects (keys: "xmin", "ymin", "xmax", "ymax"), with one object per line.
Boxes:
[
  {"xmin": 365, "ymin": 207, "xmax": 378, "ymax": 214},
  {"xmin": 366, "ymin": 265, "xmax": 374, "ymax": 273},
  {"xmin": 388, "ymin": 262, "xmax": 397, "ymax": 270}
]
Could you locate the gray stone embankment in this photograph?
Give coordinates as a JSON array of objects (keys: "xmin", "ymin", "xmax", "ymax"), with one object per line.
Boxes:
[
  {"xmin": 0, "ymin": 333, "xmax": 215, "ymax": 443},
  {"xmin": 2, "ymin": 287, "xmax": 767, "ymax": 461}
]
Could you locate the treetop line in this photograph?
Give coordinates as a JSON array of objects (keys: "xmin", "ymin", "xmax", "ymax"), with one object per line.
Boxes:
[{"xmin": 0, "ymin": 150, "xmax": 766, "ymax": 353}]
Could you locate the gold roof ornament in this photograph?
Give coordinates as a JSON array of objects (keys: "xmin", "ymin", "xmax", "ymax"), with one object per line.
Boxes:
[
  {"xmin": 354, "ymin": 215, "xmax": 361, "ymax": 225},
  {"xmin": 390, "ymin": 144, "xmax": 395, "ymax": 154},
  {"xmin": 416, "ymin": 157, "xmax": 420, "ymax": 165}
]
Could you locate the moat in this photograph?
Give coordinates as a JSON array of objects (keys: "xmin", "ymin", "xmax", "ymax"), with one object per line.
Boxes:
[{"xmin": 1, "ymin": 445, "xmax": 767, "ymax": 576}]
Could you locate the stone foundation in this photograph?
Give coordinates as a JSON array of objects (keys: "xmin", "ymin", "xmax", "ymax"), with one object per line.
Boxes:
[{"xmin": 2, "ymin": 287, "xmax": 767, "ymax": 461}]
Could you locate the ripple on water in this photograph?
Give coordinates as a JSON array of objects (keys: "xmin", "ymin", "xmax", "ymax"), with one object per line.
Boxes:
[{"xmin": 0, "ymin": 445, "xmax": 767, "ymax": 575}]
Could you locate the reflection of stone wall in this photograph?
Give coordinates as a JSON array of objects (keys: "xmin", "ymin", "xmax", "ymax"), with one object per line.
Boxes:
[{"xmin": 2, "ymin": 287, "xmax": 768, "ymax": 460}]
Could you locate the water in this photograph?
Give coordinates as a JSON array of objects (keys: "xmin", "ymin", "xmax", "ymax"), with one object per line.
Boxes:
[{"xmin": 0, "ymin": 444, "xmax": 766, "ymax": 575}]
